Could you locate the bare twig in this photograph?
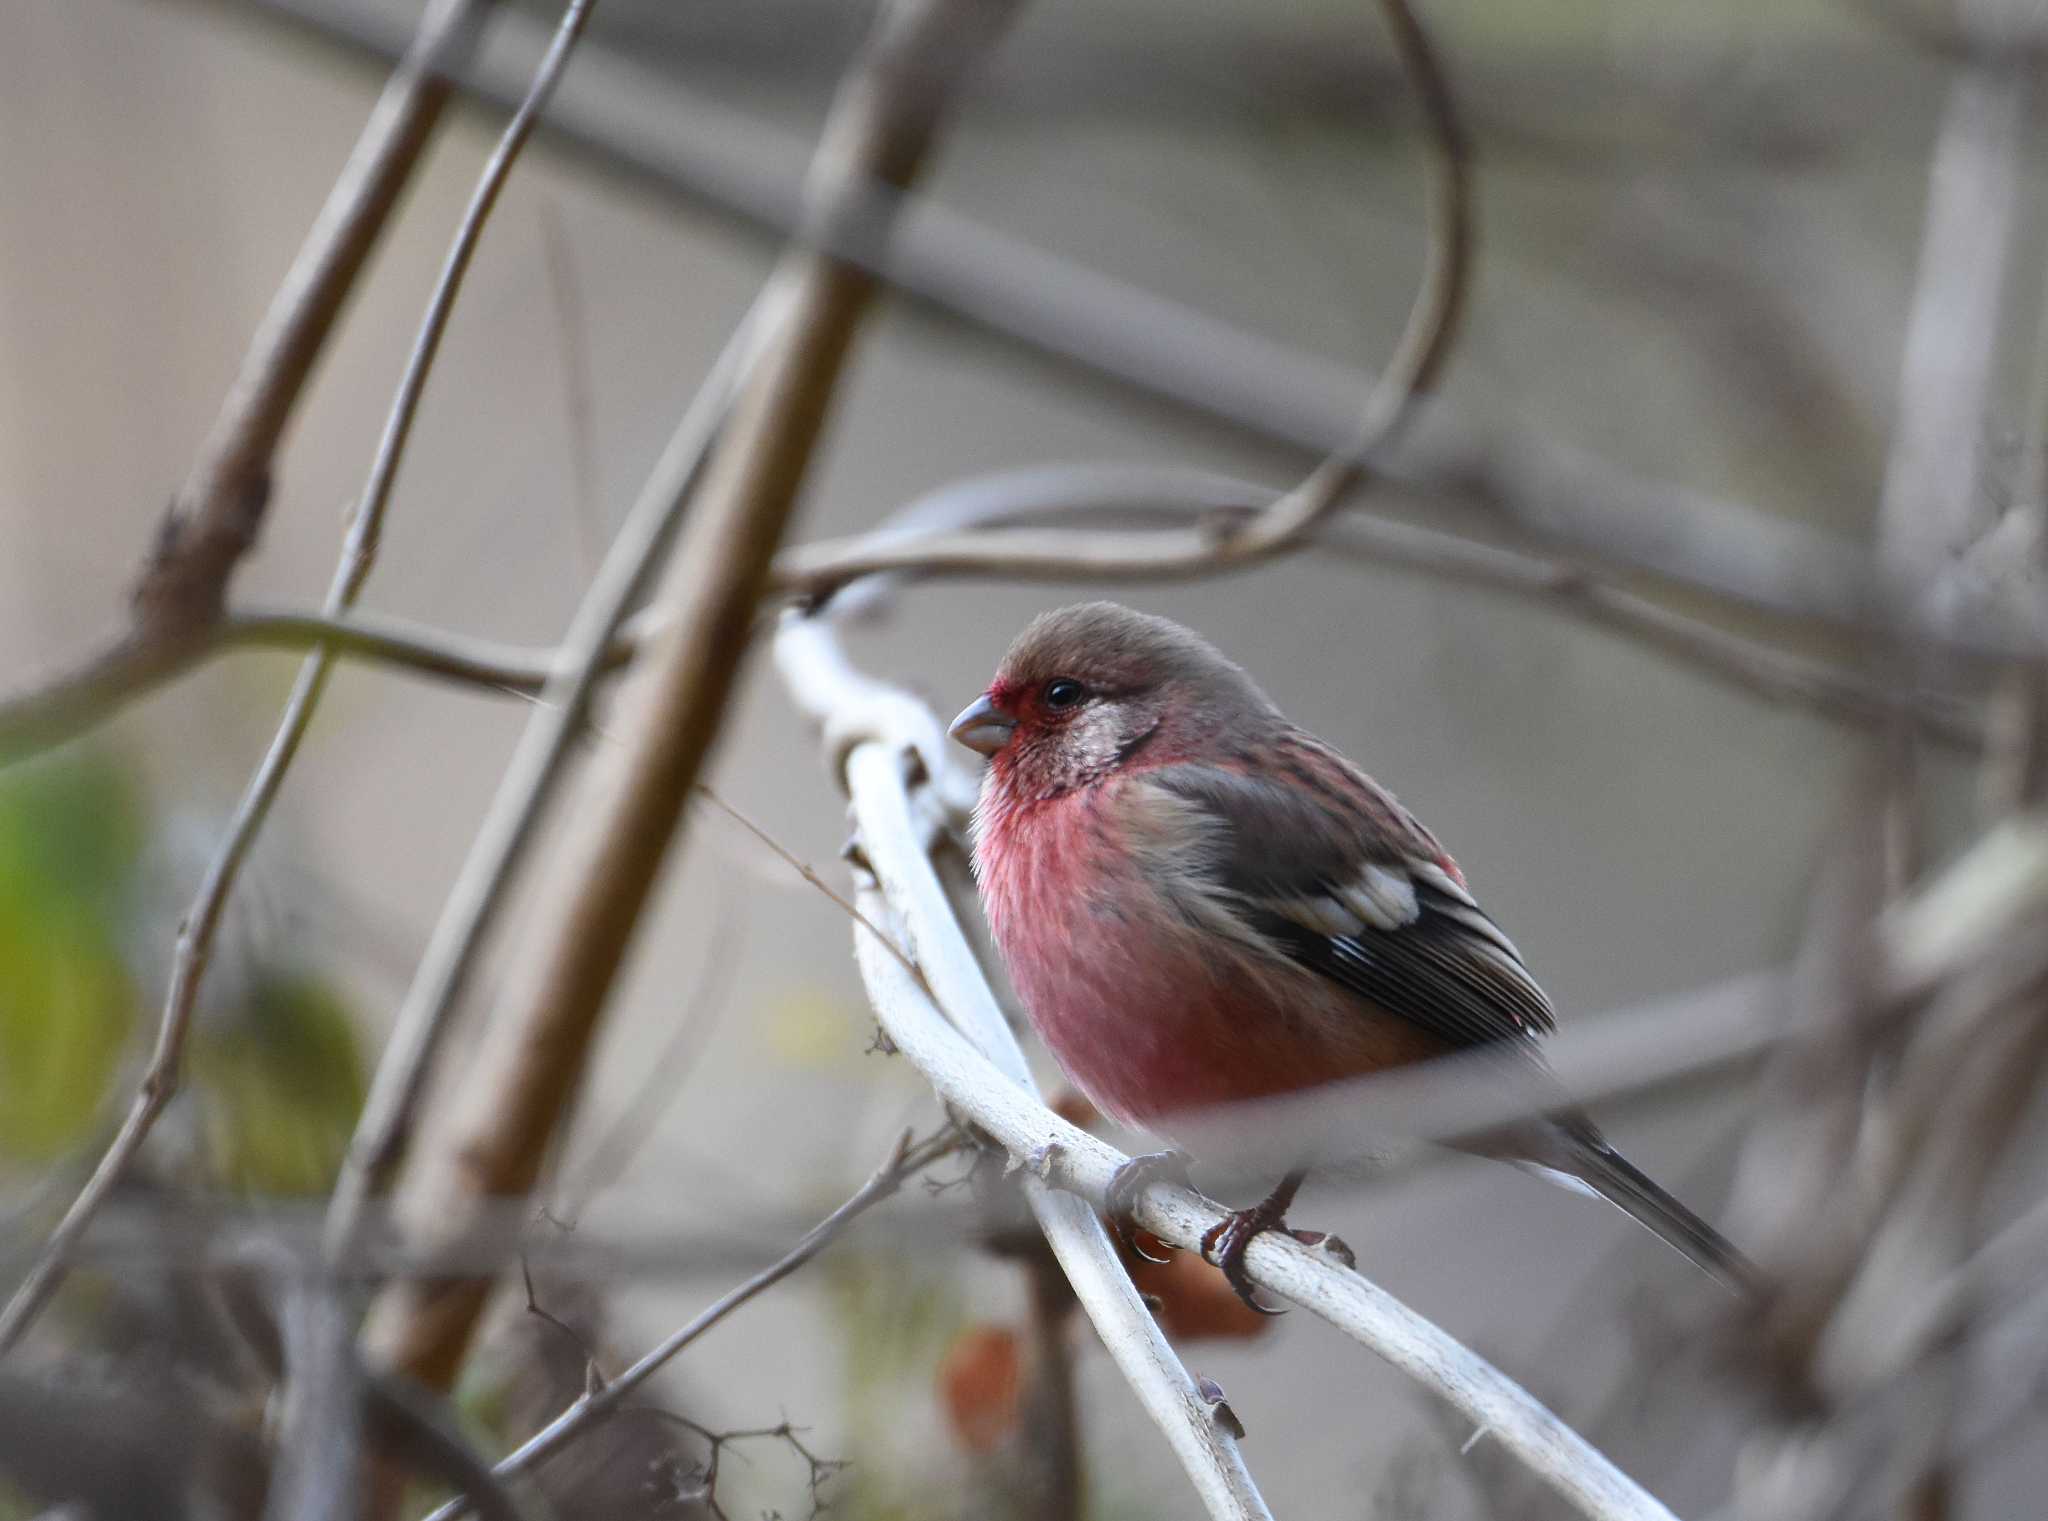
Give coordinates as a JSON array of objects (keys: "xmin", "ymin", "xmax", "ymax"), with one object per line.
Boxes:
[
  {"xmin": 254, "ymin": 0, "xmax": 1893, "ymax": 637},
  {"xmin": 0, "ymin": 0, "xmax": 537, "ymax": 1357},
  {"xmin": 321, "ymin": 294, "xmax": 767, "ymax": 1264},
  {"xmin": 639, "ymin": 1414, "xmax": 848, "ymax": 1521},
  {"xmin": 0, "ymin": 483, "xmax": 1979, "ymax": 765},
  {"xmin": 695, "ymin": 783, "xmax": 928, "ymax": 987},
  {"xmin": 132, "ymin": 0, "xmax": 489, "ymax": 632},
  {"xmin": 1726, "ymin": 20, "xmax": 2036, "ymax": 1517},
  {"xmin": 553, "ymin": 893, "xmax": 743, "ymax": 1211},
  {"xmin": 0, "ymin": 602, "xmax": 675, "ymax": 760},
  {"xmin": 824, "ymin": 0, "xmax": 1469, "ymax": 602},
  {"xmin": 781, "ymin": 463, "xmax": 1984, "ymax": 748},
  {"xmin": 538, "ymin": 198, "xmax": 605, "ymax": 574},
  {"xmin": 259, "ymin": 1271, "xmax": 540, "ymax": 1521},
  {"xmin": 354, "ymin": 0, "xmax": 1026, "ymax": 1392},
  {"xmin": 417, "ymin": 1128, "xmax": 963, "ymax": 1521}
]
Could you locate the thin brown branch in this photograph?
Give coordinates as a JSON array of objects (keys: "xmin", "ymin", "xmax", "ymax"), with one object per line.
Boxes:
[
  {"xmin": 352, "ymin": 0, "xmax": 1025, "ymax": 1393},
  {"xmin": 786, "ymin": 0, "xmax": 1466, "ymax": 605},
  {"xmin": 0, "ymin": 498, "xmax": 1979, "ymax": 767},
  {"xmin": 319, "ymin": 288, "xmax": 768, "ymax": 1270},
  {"xmin": 782, "ymin": 466, "xmax": 1985, "ymax": 749},
  {"xmin": 131, "ymin": 0, "xmax": 487, "ymax": 633},
  {"xmin": 695, "ymin": 783, "xmax": 928, "ymax": 988},
  {"xmin": 416, "ymin": 1127, "xmax": 965, "ymax": 1521},
  {"xmin": 0, "ymin": 0, "xmax": 589, "ymax": 1357},
  {"xmin": 267, "ymin": 0, "xmax": 1895, "ymax": 636},
  {"xmin": 0, "ymin": 608, "xmax": 616, "ymax": 760}
]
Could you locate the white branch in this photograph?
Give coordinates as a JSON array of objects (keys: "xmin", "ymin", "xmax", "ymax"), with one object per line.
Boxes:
[
  {"xmin": 846, "ymin": 739, "xmax": 1272, "ymax": 1521},
  {"xmin": 774, "ymin": 612, "xmax": 1683, "ymax": 1521}
]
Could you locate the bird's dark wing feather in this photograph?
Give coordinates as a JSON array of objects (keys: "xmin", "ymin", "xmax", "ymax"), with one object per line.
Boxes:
[{"xmin": 1136, "ymin": 746, "xmax": 1555, "ymax": 1050}]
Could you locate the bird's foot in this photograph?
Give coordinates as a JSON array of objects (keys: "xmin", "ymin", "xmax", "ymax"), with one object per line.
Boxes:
[
  {"xmin": 1105, "ymin": 1149, "xmax": 1193, "ymax": 1263},
  {"xmin": 1198, "ymin": 1170, "xmax": 1351, "ymax": 1314}
]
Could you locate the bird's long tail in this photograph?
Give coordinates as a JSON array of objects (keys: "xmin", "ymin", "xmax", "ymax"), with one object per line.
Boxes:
[{"xmin": 1548, "ymin": 1117, "xmax": 1756, "ymax": 1295}]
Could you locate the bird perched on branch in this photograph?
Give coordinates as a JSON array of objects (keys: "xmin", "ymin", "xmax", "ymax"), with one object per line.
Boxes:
[{"xmin": 950, "ymin": 601, "xmax": 1749, "ymax": 1310}]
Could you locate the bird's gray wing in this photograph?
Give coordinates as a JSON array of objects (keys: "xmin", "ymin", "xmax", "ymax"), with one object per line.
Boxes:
[{"xmin": 1129, "ymin": 749, "xmax": 1555, "ymax": 1050}]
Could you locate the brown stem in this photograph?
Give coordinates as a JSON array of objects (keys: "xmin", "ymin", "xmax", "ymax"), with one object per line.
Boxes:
[
  {"xmin": 359, "ymin": 0, "xmax": 1027, "ymax": 1392},
  {"xmin": 0, "ymin": 0, "xmax": 498, "ymax": 1360},
  {"xmin": 130, "ymin": 0, "xmax": 489, "ymax": 632}
]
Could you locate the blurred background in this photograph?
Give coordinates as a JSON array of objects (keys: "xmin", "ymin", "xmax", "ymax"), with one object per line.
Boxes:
[{"xmin": 0, "ymin": 1, "xmax": 2041, "ymax": 1517}]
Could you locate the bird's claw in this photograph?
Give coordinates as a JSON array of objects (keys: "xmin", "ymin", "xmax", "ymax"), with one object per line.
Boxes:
[
  {"xmin": 1198, "ymin": 1176, "xmax": 1340, "ymax": 1314},
  {"xmin": 1105, "ymin": 1149, "xmax": 1193, "ymax": 1263},
  {"xmin": 1199, "ymin": 1208, "xmax": 1291, "ymax": 1315}
]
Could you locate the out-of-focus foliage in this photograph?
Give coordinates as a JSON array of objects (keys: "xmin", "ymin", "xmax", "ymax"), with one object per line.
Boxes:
[
  {"xmin": 0, "ymin": 755, "xmax": 141, "ymax": 1159},
  {"xmin": 0, "ymin": 751, "xmax": 366, "ymax": 1194},
  {"xmin": 187, "ymin": 970, "xmax": 365, "ymax": 1194}
]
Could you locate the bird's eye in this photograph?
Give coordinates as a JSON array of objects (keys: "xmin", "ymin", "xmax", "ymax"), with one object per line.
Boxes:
[{"xmin": 1042, "ymin": 678, "xmax": 1086, "ymax": 711}]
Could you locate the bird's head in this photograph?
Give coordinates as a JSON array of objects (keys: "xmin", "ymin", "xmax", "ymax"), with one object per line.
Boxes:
[{"xmin": 949, "ymin": 602, "xmax": 1279, "ymax": 799}]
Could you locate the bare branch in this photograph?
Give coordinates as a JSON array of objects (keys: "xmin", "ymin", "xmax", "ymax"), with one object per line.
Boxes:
[
  {"xmin": 831, "ymin": 0, "xmax": 1471, "ymax": 600},
  {"xmin": 0, "ymin": 0, "xmax": 570, "ymax": 1357},
  {"xmin": 259, "ymin": 1270, "xmax": 541, "ymax": 1521},
  {"xmin": 132, "ymin": 0, "xmax": 488, "ymax": 633},
  {"xmin": 0, "ymin": 495, "xmax": 1977, "ymax": 762},
  {"xmin": 538, "ymin": 199, "xmax": 605, "ymax": 574},
  {"xmin": 352, "ymin": 0, "xmax": 1027, "ymax": 1392},
  {"xmin": 1721, "ymin": 22, "xmax": 2039, "ymax": 1516},
  {"xmin": 255, "ymin": 0, "xmax": 1898, "ymax": 637},
  {"xmin": 782, "ymin": 463, "xmax": 1984, "ymax": 749},
  {"xmin": 320, "ymin": 294, "xmax": 766, "ymax": 1264},
  {"xmin": 417, "ymin": 1128, "xmax": 964, "ymax": 1521}
]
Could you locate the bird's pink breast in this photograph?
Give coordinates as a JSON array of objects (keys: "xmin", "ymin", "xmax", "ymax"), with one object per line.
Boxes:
[{"xmin": 976, "ymin": 779, "xmax": 1437, "ymax": 1131}]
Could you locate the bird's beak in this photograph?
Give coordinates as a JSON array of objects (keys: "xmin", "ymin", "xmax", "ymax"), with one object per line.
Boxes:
[{"xmin": 949, "ymin": 694, "xmax": 1017, "ymax": 756}]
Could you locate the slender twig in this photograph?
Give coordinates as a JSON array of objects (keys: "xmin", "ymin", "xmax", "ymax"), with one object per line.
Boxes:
[
  {"xmin": 814, "ymin": 0, "xmax": 1467, "ymax": 604},
  {"xmin": 132, "ymin": 0, "xmax": 489, "ymax": 632},
  {"xmin": 695, "ymin": 784, "xmax": 927, "ymax": 988},
  {"xmin": 351, "ymin": 0, "xmax": 1025, "ymax": 1393},
  {"xmin": 553, "ymin": 893, "xmax": 743, "ymax": 1212},
  {"xmin": 0, "ymin": 613, "xmax": 545, "ymax": 760},
  {"xmin": 538, "ymin": 198, "xmax": 605, "ymax": 574},
  {"xmin": 256, "ymin": 0, "xmax": 1892, "ymax": 637},
  {"xmin": 416, "ymin": 1128, "xmax": 963, "ymax": 1521},
  {"xmin": 0, "ymin": 492, "xmax": 1980, "ymax": 766},
  {"xmin": 0, "ymin": 0, "xmax": 535, "ymax": 1357},
  {"xmin": 259, "ymin": 1270, "xmax": 540, "ymax": 1521},
  {"xmin": 777, "ymin": 464, "xmax": 1983, "ymax": 748},
  {"xmin": 626, "ymin": 1410, "xmax": 848, "ymax": 1521},
  {"xmin": 322, "ymin": 297, "xmax": 768, "ymax": 1264}
]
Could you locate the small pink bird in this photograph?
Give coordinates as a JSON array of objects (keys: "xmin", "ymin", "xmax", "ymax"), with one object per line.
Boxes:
[{"xmin": 950, "ymin": 602, "xmax": 1747, "ymax": 1308}]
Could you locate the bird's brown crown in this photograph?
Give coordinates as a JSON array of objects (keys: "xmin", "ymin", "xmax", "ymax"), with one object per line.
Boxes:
[{"xmin": 990, "ymin": 602, "xmax": 1273, "ymax": 718}]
